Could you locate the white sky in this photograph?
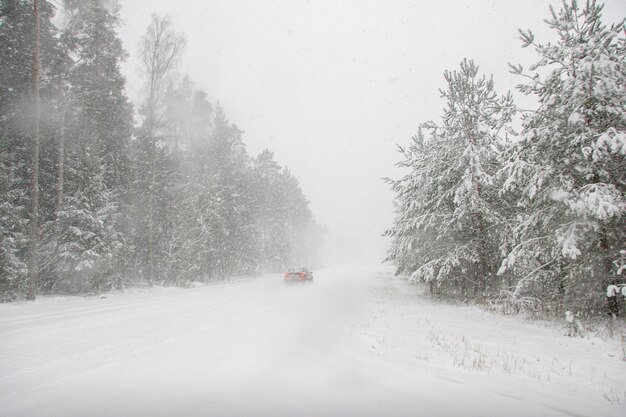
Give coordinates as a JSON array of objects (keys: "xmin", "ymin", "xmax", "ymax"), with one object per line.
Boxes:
[{"xmin": 116, "ymin": 0, "xmax": 625, "ymax": 264}]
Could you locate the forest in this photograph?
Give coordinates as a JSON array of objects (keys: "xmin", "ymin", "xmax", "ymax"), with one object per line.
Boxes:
[
  {"xmin": 385, "ymin": 1, "xmax": 625, "ymax": 318},
  {"xmin": 0, "ymin": 0, "xmax": 324, "ymax": 301}
]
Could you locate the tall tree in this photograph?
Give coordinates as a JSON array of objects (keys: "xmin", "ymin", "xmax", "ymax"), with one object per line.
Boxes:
[
  {"xmin": 500, "ymin": 1, "xmax": 626, "ymax": 306},
  {"xmin": 0, "ymin": 2, "xmax": 322, "ymax": 299},
  {"xmin": 252, "ymin": 150, "xmax": 290, "ymax": 271},
  {"xmin": 39, "ymin": 0, "xmax": 133, "ymax": 293},
  {"xmin": 386, "ymin": 59, "xmax": 515, "ymax": 297},
  {"xmin": 280, "ymin": 168, "xmax": 314, "ymax": 267},
  {"xmin": 205, "ymin": 104, "xmax": 256, "ymax": 277},
  {"xmin": 160, "ymin": 84, "xmax": 215, "ymax": 283},
  {"xmin": 0, "ymin": 0, "xmax": 64, "ymax": 300},
  {"xmin": 61, "ymin": 0, "xmax": 134, "ymax": 192},
  {"xmin": 136, "ymin": 13, "xmax": 185, "ymax": 282},
  {"xmin": 26, "ymin": 0, "xmax": 41, "ymax": 300}
]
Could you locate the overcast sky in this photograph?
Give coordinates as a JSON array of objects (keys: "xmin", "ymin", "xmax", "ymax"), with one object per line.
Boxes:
[{"xmin": 115, "ymin": 0, "xmax": 625, "ymax": 265}]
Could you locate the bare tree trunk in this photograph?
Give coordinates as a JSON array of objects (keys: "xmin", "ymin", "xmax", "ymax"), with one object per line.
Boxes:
[
  {"xmin": 147, "ymin": 131, "xmax": 155, "ymax": 285},
  {"xmin": 460, "ymin": 273, "xmax": 466, "ymax": 299},
  {"xmin": 26, "ymin": 0, "xmax": 41, "ymax": 301},
  {"xmin": 472, "ymin": 212, "xmax": 489, "ymax": 297},
  {"xmin": 56, "ymin": 95, "xmax": 66, "ymax": 217}
]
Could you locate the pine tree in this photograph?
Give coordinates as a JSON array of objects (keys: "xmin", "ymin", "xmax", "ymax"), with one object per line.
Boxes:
[
  {"xmin": 61, "ymin": 0, "xmax": 134, "ymax": 191},
  {"xmin": 39, "ymin": 0, "xmax": 133, "ymax": 293},
  {"xmin": 41, "ymin": 161, "xmax": 122, "ymax": 293},
  {"xmin": 386, "ymin": 59, "xmax": 515, "ymax": 298},
  {"xmin": 0, "ymin": 2, "xmax": 322, "ymax": 298},
  {"xmin": 279, "ymin": 168, "xmax": 313, "ymax": 267},
  {"xmin": 160, "ymin": 84, "xmax": 215, "ymax": 283},
  {"xmin": 0, "ymin": 161, "xmax": 28, "ymax": 300},
  {"xmin": 0, "ymin": 0, "xmax": 64, "ymax": 300},
  {"xmin": 206, "ymin": 104, "xmax": 256, "ymax": 277},
  {"xmin": 500, "ymin": 1, "xmax": 625, "ymax": 308},
  {"xmin": 252, "ymin": 150, "xmax": 290, "ymax": 272}
]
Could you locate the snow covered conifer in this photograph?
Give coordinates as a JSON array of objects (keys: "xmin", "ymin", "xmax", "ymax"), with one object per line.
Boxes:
[
  {"xmin": 278, "ymin": 167, "xmax": 314, "ymax": 267},
  {"xmin": 386, "ymin": 59, "xmax": 515, "ymax": 297},
  {"xmin": 500, "ymin": 1, "xmax": 625, "ymax": 304},
  {"xmin": 0, "ymin": 165, "xmax": 28, "ymax": 300},
  {"xmin": 41, "ymin": 163, "xmax": 123, "ymax": 293},
  {"xmin": 0, "ymin": 0, "xmax": 65, "ymax": 299},
  {"xmin": 37, "ymin": 0, "xmax": 133, "ymax": 293},
  {"xmin": 203, "ymin": 104, "xmax": 257, "ymax": 277},
  {"xmin": 252, "ymin": 150, "xmax": 291, "ymax": 272}
]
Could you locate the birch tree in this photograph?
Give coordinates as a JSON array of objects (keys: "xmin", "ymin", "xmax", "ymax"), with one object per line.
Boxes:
[{"xmin": 136, "ymin": 14, "xmax": 185, "ymax": 282}]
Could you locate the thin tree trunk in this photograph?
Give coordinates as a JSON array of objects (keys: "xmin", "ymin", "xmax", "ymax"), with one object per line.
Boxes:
[
  {"xmin": 27, "ymin": 0, "xmax": 41, "ymax": 300},
  {"xmin": 145, "ymin": 42, "xmax": 157, "ymax": 287},
  {"xmin": 461, "ymin": 273, "xmax": 466, "ymax": 299},
  {"xmin": 598, "ymin": 224, "xmax": 612, "ymax": 285},
  {"xmin": 475, "ymin": 213, "xmax": 488, "ymax": 296},
  {"xmin": 139, "ymin": 14, "xmax": 185, "ymax": 285},
  {"xmin": 145, "ymin": 107, "xmax": 155, "ymax": 286},
  {"xmin": 147, "ymin": 138, "xmax": 155, "ymax": 285},
  {"xmin": 56, "ymin": 95, "xmax": 66, "ymax": 217}
]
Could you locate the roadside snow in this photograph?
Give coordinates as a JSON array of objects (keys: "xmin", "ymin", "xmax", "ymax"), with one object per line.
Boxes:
[{"xmin": 0, "ymin": 266, "xmax": 624, "ymax": 416}]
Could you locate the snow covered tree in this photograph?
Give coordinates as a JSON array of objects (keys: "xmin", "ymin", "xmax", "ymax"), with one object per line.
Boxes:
[
  {"xmin": 203, "ymin": 104, "xmax": 257, "ymax": 277},
  {"xmin": 0, "ymin": 2, "xmax": 321, "ymax": 298},
  {"xmin": 0, "ymin": 162, "xmax": 28, "ymax": 300},
  {"xmin": 60, "ymin": 0, "xmax": 133, "ymax": 192},
  {"xmin": 279, "ymin": 168, "xmax": 314, "ymax": 267},
  {"xmin": 133, "ymin": 13, "xmax": 185, "ymax": 283},
  {"xmin": 0, "ymin": 0, "xmax": 65, "ymax": 299},
  {"xmin": 40, "ymin": 162, "xmax": 123, "ymax": 293},
  {"xmin": 386, "ymin": 59, "xmax": 515, "ymax": 298},
  {"xmin": 159, "ymin": 86, "xmax": 216, "ymax": 283},
  {"xmin": 162, "ymin": 77, "xmax": 214, "ymax": 155},
  {"xmin": 500, "ymin": 1, "xmax": 625, "ymax": 310},
  {"xmin": 251, "ymin": 150, "xmax": 291, "ymax": 271},
  {"xmin": 38, "ymin": 0, "xmax": 133, "ymax": 293}
]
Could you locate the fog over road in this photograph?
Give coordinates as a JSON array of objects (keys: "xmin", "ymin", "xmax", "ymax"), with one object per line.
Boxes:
[{"xmin": 1, "ymin": 267, "xmax": 623, "ymax": 417}]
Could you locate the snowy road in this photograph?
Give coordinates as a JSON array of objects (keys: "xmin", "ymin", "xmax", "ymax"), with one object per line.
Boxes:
[{"xmin": 1, "ymin": 266, "xmax": 624, "ymax": 417}]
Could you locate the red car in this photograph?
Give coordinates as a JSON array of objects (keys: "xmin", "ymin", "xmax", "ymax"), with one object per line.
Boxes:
[{"xmin": 284, "ymin": 267, "xmax": 314, "ymax": 283}]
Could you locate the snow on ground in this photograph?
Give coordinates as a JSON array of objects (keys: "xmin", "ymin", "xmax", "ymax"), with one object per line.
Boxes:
[{"xmin": 1, "ymin": 266, "xmax": 625, "ymax": 417}]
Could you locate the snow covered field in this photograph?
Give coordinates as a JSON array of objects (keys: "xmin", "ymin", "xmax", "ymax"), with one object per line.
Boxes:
[{"xmin": 1, "ymin": 266, "xmax": 624, "ymax": 417}]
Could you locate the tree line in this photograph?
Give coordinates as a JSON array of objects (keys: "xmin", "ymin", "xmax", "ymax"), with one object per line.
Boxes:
[
  {"xmin": 0, "ymin": 0, "xmax": 324, "ymax": 301},
  {"xmin": 385, "ymin": 1, "xmax": 625, "ymax": 317}
]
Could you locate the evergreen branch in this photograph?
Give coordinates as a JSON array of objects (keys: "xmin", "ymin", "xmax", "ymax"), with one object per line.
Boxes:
[{"xmin": 512, "ymin": 259, "xmax": 555, "ymax": 297}]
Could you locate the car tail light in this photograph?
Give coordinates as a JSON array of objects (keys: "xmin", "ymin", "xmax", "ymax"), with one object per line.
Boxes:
[
  {"xmin": 283, "ymin": 272, "xmax": 288, "ymax": 278},
  {"xmin": 299, "ymin": 272, "xmax": 304, "ymax": 278}
]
